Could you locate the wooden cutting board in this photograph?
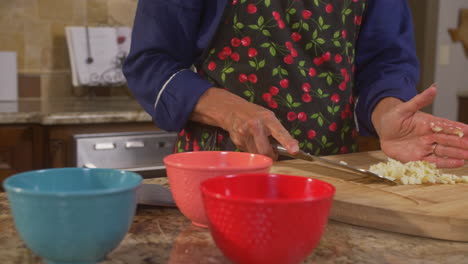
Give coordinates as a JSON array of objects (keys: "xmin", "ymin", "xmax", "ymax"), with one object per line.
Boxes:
[{"xmin": 271, "ymin": 151, "xmax": 468, "ymax": 241}]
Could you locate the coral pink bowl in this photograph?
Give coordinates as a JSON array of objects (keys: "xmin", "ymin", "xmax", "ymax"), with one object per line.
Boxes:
[
  {"xmin": 201, "ymin": 174, "xmax": 335, "ymax": 264},
  {"xmin": 163, "ymin": 151, "xmax": 272, "ymax": 227}
]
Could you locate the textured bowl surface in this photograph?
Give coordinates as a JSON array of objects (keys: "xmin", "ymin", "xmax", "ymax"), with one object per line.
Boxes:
[
  {"xmin": 3, "ymin": 168, "xmax": 142, "ymax": 264},
  {"xmin": 201, "ymin": 173, "xmax": 335, "ymax": 264},
  {"xmin": 164, "ymin": 151, "xmax": 272, "ymax": 227}
]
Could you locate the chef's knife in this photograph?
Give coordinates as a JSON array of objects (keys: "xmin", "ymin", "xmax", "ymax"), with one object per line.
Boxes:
[{"xmin": 272, "ymin": 143, "xmax": 397, "ymax": 185}]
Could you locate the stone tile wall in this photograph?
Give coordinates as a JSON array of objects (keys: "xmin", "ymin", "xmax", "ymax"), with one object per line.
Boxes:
[{"xmin": 0, "ymin": 0, "xmax": 137, "ymax": 98}]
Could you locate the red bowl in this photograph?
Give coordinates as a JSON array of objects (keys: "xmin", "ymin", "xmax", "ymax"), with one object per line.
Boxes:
[
  {"xmin": 201, "ymin": 174, "xmax": 335, "ymax": 264},
  {"xmin": 164, "ymin": 152, "xmax": 272, "ymax": 227}
]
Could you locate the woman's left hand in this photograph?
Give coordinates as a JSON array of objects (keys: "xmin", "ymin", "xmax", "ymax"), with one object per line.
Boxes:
[{"xmin": 372, "ymin": 84, "xmax": 468, "ymax": 168}]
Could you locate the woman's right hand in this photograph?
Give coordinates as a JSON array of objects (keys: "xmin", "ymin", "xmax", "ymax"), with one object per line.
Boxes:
[{"xmin": 191, "ymin": 87, "xmax": 299, "ymax": 159}]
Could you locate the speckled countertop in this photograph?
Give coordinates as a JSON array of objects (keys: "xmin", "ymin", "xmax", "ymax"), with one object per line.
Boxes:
[
  {"xmin": 2, "ymin": 178, "xmax": 468, "ymax": 264},
  {"xmin": 0, "ymin": 98, "xmax": 151, "ymax": 125}
]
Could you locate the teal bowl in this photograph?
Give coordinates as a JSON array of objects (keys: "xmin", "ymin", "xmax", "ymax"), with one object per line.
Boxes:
[{"xmin": 3, "ymin": 168, "xmax": 142, "ymax": 264}]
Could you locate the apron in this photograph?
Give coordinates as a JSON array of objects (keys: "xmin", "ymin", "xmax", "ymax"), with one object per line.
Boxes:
[{"xmin": 175, "ymin": 0, "xmax": 367, "ymax": 156}]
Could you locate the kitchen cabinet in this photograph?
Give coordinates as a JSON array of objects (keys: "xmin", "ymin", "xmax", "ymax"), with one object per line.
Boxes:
[
  {"xmin": 0, "ymin": 122, "xmax": 160, "ymax": 189},
  {"xmin": 0, "ymin": 125, "xmax": 43, "ymax": 189}
]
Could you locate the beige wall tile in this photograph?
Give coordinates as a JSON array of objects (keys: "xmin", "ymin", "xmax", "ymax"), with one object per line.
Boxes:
[
  {"xmin": 110, "ymin": 85, "xmax": 132, "ymax": 97},
  {"xmin": 73, "ymin": 0, "xmax": 87, "ymax": 24},
  {"xmin": 24, "ymin": 45, "xmax": 42, "ymax": 72},
  {"xmin": 87, "ymin": 0, "xmax": 108, "ymax": 25},
  {"xmin": 23, "ymin": 19, "xmax": 51, "ymax": 47},
  {"xmin": 38, "ymin": 0, "xmax": 74, "ymax": 22},
  {"xmin": 40, "ymin": 72, "xmax": 73, "ymax": 98},
  {"xmin": 107, "ymin": 0, "xmax": 137, "ymax": 26},
  {"xmin": 0, "ymin": 2, "xmax": 17, "ymax": 15},
  {"xmin": 50, "ymin": 22, "xmax": 72, "ymax": 70},
  {"xmin": 41, "ymin": 45, "xmax": 69, "ymax": 71},
  {"xmin": 0, "ymin": 7, "xmax": 25, "ymax": 33},
  {"xmin": 12, "ymin": 0, "xmax": 37, "ymax": 8},
  {"xmin": 17, "ymin": 0, "xmax": 38, "ymax": 18},
  {"xmin": 23, "ymin": 19, "xmax": 52, "ymax": 71},
  {"xmin": 41, "ymin": 46, "xmax": 54, "ymax": 72}
]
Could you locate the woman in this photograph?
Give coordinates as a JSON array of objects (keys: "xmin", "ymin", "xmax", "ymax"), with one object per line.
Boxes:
[{"xmin": 124, "ymin": 0, "xmax": 468, "ymax": 168}]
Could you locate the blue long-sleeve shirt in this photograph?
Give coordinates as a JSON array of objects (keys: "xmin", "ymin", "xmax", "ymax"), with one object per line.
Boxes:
[{"xmin": 123, "ymin": 0, "xmax": 419, "ymax": 137}]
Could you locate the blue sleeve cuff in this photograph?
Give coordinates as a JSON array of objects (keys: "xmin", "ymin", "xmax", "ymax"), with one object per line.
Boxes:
[
  {"xmin": 354, "ymin": 0, "xmax": 419, "ymax": 137},
  {"xmin": 355, "ymin": 74, "xmax": 417, "ymax": 136},
  {"xmin": 153, "ymin": 70, "xmax": 213, "ymax": 132}
]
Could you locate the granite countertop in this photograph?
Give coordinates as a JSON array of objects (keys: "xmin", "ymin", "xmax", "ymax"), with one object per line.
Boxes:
[
  {"xmin": 0, "ymin": 98, "xmax": 151, "ymax": 125},
  {"xmin": 2, "ymin": 178, "xmax": 468, "ymax": 264}
]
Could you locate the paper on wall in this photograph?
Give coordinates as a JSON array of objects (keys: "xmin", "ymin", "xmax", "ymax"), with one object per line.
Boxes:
[{"xmin": 65, "ymin": 26, "xmax": 132, "ymax": 87}]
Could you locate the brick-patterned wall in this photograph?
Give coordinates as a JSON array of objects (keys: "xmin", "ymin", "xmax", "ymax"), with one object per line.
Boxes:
[{"xmin": 0, "ymin": 0, "xmax": 137, "ymax": 98}]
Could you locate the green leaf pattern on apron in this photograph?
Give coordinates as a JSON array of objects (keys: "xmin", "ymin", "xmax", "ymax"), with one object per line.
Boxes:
[{"xmin": 176, "ymin": 0, "xmax": 367, "ymax": 156}]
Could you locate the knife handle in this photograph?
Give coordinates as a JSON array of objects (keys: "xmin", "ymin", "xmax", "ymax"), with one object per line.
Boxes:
[{"xmin": 272, "ymin": 142, "xmax": 315, "ymax": 162}]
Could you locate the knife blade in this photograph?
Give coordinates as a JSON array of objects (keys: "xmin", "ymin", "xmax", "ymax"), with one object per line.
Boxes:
[{"xmin": 273, "ymin": 143, "xmax": 397, "ymax": 185}]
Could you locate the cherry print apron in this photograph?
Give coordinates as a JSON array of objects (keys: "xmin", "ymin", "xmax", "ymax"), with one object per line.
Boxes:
[{"xmin": 175, "ymin": 0, "xmax": 367, "ymax": 156}]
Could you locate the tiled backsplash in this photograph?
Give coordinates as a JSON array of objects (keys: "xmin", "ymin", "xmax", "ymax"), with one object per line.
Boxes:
[{"xmin": 0, "ymin": 0, "xmax": 137, "ymax": 98}]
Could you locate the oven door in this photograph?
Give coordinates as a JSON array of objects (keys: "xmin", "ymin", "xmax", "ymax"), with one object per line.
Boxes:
[
  {"xmin": 74, "ymin": 131, "xmax": 177, "ymax": 178},
  {"xmin": 74, "ymin": 131, "xmax": 178, "ymax": 206}
]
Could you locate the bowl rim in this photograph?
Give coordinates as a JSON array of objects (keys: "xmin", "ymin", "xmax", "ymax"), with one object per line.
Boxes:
[
  {"xmin": 200, "ymin": 173, "xmax": 336, "ymax": 204},
  {"xmin": 163, "ymin": 151, "xmax": 273, "ymax": 171},
  {"xmin": 3, "ymin": 168, "xmax": 143, "ymax": 197}
]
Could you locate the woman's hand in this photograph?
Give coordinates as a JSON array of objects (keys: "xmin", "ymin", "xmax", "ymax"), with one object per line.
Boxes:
[
  {"xmin": 372, "ymin": 84, "xmax": 468, "ymax": 168},
  {"xmin": 191, "ymin": 87, "xmax": 299, "ymax": 159}
]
